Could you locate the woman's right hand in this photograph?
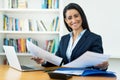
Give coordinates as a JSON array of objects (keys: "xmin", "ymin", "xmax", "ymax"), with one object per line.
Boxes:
[{"xmin": 31, "ymin": 57, "xmax": 45, "ymax": 64}]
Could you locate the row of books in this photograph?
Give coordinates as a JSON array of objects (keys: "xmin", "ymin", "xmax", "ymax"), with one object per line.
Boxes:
[
  {"xmin": 42, "ymin": 0, "xmax": 59, "ymax": 9},
  {"xmin": 45, "ymin": 38, "xmax": 59, "ymax": 53},
  {"xmin": 4, "ymin": 0, "xmax": 59, "ymax": 9},
  {"xmin": 3, "ymin": 37, "xmax": 38, "ymax": 53},
  {"xmin": 50, "ymin": 16, "xmax": 60, "ymax": 31},
  {"xmin": 4, "ymin": 0, "xmax": 27, "ymax": 8},
  {"xmin": 3, "ymin": 37, "xmax": 59, "ymax": 54},
  {"xmin": 2, "ymin": 38, "xmax": 58, "ymax": 65},
  {"xmin": 3, "ymin": 15, "xmax": 60, "ymax": 31}
]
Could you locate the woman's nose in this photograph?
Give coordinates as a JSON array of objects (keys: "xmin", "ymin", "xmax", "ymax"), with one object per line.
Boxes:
[{"xmin": 71, "ymin": 17, "xmax": 76, "ymax": 23}]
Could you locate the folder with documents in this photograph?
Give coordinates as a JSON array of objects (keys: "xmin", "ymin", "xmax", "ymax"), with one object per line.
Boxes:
[{"xmin": 51, "ymin": 67, "xmax": 116, "ymax": 77}]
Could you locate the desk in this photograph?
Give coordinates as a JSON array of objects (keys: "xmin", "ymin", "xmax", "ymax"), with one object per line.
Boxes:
[{"xmin": 0, "ymin": 65, "xmax": 116, "ymax": 80}]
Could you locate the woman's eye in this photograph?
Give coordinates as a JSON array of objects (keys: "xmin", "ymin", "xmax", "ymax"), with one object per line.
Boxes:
[
  {"xmin": 67, "ymin": 17, "xmax": 72, "ymax": 20},
  {"xmin": 74, "ymin": 14, "xmax": 79, "ymax": 18}
]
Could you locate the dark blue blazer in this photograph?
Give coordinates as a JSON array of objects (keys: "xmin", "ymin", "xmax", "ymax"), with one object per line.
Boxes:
[
  {"xmin": 56, "ymin": 30, "xmax": 103, "ymax": 64},
  {"xmin": 44, "ymin": 30, "xmax": 103, "ymax": 67}
]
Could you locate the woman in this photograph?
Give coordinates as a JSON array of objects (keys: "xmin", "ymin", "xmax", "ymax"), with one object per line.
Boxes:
[{"xmin": 32, "ymin": 3, "xmax": 108, "ymax": 70}]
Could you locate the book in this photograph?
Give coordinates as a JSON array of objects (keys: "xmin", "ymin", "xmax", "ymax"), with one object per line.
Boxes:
[
  {"xmin": 46, "ymin": 39, "xmax": 54, "ymax": 53},
  {"xmin": 54, "ymin": 16, "xmax": 59, "ymax": 31},
  {"xmin": 41, "ymin": 0, "xmax": 48, "ymax": 9},
  {"xmin": 20, "ymin": 38, "xmax": 26, "ymax": 53},
  {"xmin": 3, "ymin": 15, "xmax": 9, "ymax": 31},
  {"xmin": 54, "ymin": 0, "xmax": 59, "ymax": 9},
  {"xmin": 11, "ymin": 0, "xmax": 18, "ymax": 8},
  {"xmin": 9, "ymin": 17, "xmax": 13, "ymax": 31},
  {"xmin": 48, "ymin": 0, "xmax": 52, "ymax": 9},
  {"xmin": 37, "ymin": 20, "xmax": 47, "ymax": 31},
  {"xmin": 18, "ymin": 0, "xmax": 27, "ymax": 8},
  {"xmin": 40, "ymin": 20, "xmax": 47, "ymax": 31},
  {"xmin": 51, "ymin": 16, "xmax": 59, "ymax": 31},
  {"xmin": 3, "ymin": 38, "xmax": 9, "ymax": 45},
  {"xmin": 28, "ymin": 19, "xmax": 33, "ymax": 31},
  {"xmin": 53, "ymin": 37, "xmax": 59, "ymax": 53},
  {"xmin": 15, "ymin": 18, "xmax": 19, "ymax": 31},
  {"xmin": 29, "ymin": 19, "xmax": 38, "ymax": 31}
]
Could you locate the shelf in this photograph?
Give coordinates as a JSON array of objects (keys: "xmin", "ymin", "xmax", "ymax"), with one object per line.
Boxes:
[
  {"xmin": 0, "ymin": 9, "xmax": 59, "ymax": 14},
  {"xmin": 0, "ymin": 53, "xmax": 32, "ymax": 56},
  {"xmin": 0, "ymin": 0, "xmax": 61, "ymax": 65},
  {"xmin": 0, "ymin": 31, "xmax": 60, "ymax": 34}
]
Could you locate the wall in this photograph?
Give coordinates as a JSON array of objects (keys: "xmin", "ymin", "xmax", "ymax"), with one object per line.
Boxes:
[{"xmin": 108, "ymin": 58, "xmax": 120, "ymax": 79}]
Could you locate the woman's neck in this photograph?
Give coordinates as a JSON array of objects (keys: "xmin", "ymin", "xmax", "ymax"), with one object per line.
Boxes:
[
  {"xmin": 72, "ymin": 28, "xmax": 83, "ymax": 45},
  {"xmin": 72, "ymin": 28, "xmax": 83, "ymax": 38}
]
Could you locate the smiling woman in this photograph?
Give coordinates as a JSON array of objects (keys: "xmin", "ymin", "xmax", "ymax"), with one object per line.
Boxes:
[{"xmin": 32, "ymin": 3, "xmax": 109, "ymax": 71}]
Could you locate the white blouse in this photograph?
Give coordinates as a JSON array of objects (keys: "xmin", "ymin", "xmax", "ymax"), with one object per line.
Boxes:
[{"xmin": 66, "ymin": 29, "xmax": 86, "ymax": 62}]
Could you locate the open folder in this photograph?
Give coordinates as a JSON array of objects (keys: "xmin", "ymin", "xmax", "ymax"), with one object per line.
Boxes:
[
  {"xmin": 50, "ymin": 67, "xmax": 116, "ymax": 77},
  {"xmin": 26, "ymin": 40, "xmax": 110, "ymax": 68}
]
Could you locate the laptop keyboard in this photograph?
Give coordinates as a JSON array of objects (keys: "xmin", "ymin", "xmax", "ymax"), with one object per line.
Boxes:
[{"xmin": 21, "ymin": 65, "xmax": 33, "ymax": 70}]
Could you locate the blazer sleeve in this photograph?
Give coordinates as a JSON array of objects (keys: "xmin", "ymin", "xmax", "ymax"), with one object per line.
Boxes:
[{"xmin": 89, "ymin": 35, "xmax": 103, "ymax": 53}]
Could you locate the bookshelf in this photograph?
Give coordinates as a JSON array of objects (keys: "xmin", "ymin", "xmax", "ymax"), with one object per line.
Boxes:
[{"xmin": 0, "ymin": 0, "xmax": 61, "ymax": 65}]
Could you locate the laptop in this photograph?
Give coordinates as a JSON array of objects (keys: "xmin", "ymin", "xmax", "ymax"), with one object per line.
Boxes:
[{"xmin": 3, "ymin": 45, "xmax": 45, "ymax": 71}]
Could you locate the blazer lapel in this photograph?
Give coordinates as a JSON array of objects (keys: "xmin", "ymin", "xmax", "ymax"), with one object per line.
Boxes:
[
  {"xmin": 62, "ymin": 35, "xmax": 70, "ymax": 63},
  {"xmin": 71, "ymin": 30, "xmax": 90, "ymax": 60}
]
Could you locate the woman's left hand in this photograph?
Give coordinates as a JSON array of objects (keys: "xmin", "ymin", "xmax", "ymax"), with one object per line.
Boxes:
[{"xmin": 94, "ymin": 61, "xmax": 109, "ymax": 70}]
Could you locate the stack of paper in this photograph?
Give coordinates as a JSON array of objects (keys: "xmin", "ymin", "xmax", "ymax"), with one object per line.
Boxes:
[
  {"xmin": 26, "ymin": 40, "xmax": 109, "ymax": 68},
  {"xmin": 26, "ymin": 40, "xmax": 62, "ymax": 66}
]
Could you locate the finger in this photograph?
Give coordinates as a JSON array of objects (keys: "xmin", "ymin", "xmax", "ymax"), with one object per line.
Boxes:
[
  {"xmin": 94, "ymin": 62, "xmax": 109, "ymax": 70},
  {"xmin": 31, "ymin": 56, "xmax": 37, "ymax": 60}
]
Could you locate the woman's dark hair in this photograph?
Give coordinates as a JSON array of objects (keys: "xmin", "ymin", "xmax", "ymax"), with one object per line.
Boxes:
[{"xmin": 63, "ymin": 3, "xmax": 90, "ymax": 32}]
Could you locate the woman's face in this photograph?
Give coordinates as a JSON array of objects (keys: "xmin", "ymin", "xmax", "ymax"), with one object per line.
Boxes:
[{"xmin": 65, "ymin": 9, "xmax": 82, "ymax": 31}]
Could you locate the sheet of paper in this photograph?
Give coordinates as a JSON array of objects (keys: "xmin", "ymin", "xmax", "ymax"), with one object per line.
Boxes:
[
  {"xmin": 26, "ymin": 40, "xmax": 63, "ymax": 66},
  {"xmin": 53, "ymin": 67, "xmax": 85, "ymax": 75},
  {"xmin": 63, "ymin": 51, "xmax": 110, "ymax": 68},
  {"xmin": 53, "ymin": 69, "xmax": 84, "ymax": 75}
]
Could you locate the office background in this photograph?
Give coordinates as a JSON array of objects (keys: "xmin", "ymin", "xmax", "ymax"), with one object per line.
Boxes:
[{"xmin": 0, "ymin": 0, "xmax": 119, "ymax": 79}]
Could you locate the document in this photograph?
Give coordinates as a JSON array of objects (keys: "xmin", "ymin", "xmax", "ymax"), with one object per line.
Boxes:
[
  {"xmin": 63, "ymin": 51, "xmax": 110, "ymax": 68},
  {"xmin": 27, "ymin": 40, "xmax": 110, "ymax": 68},
  {"xmin": 53, "ymin": 67, "xmax": 84, "ymax": 75},
  {"xmin": 26, "ymin": 40, "xmax": 63, "ymax": 66}
]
